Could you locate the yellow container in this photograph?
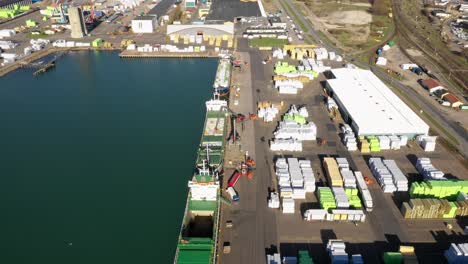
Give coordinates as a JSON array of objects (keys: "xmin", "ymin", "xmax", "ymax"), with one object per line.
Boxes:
[
  {"xmin": 340, "ymin": 214, "xmax": 348, "ymax": 220},
  {"xmin": 334, "ymin": 214, "xmax": 341, "ymax": 220}
]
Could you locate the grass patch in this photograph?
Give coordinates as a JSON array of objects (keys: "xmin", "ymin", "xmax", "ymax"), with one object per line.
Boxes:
[
  {"xmin": 304, "ymin": 34, "xmax": 316, "ymax": 44},
  {"xmin": 279, "ymin": 0, "xmax": 307, "ymax": 32},
  {"xmin": 249, "ymin": 38, "xmax": 288, "ymax": 48},
  {"xmin": 317, "ymin": 31, "xmax": 335, "ymax": 47},
  {"xmin": 26, "ymin": 32, "xmax": 50, "ymax": 39}
]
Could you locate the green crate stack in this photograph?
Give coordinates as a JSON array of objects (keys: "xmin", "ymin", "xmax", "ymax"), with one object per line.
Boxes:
[
  {"xmin": 366, "ymin": 136, "xmax": 381, "ymax": 152},
  {"xmin": 274, "ymin": 62, "xmax": 296, "ymax": 74},
  {"xmin": 383, "ymin": 252, "xmax": 403, "ymax": 264},
  {"xmin": 298, "ymin": 250, "xmax": 314, "ymax": 264},
  {"xmin": 318, "ymin": 187, "xmax": 336, "ymax": 210},
  {"xmin": 410, "ymin": 180, "xmax": 468, "ymax": 200},
  {"xmin": 345, "ymin": 188, "xmax": 362, "ymax": 209}
]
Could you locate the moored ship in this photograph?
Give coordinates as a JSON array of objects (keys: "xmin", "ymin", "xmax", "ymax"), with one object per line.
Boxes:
[
  {"xmin": 213, "ymin": 58, "xmax": 232, "ymax": 97},
  {"xmin": 173, "ymin": 96, "xmax": 228, "ymax": 264}
]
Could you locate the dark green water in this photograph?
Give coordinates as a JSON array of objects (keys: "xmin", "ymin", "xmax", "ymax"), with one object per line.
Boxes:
[{"xmin": 0, "ymin": 51, "xmax": 217, "ymax": 264}]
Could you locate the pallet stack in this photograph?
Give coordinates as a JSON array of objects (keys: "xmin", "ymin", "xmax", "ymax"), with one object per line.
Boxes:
[
  {"xmin": 332, "ymin": 187, "xmax": 350, "ymax": 209},
  {"xmin": 355, "ymin": 171, "xmax": 373, "ymax": 212},
  {"xmin": 345, "ymin": 188, "xmax": 362, "ymax": 209},
  {"xmin": 300, "ymin": 160, "xmax": 316, "ymax": 192},
  {"xmin": 383, "ymin": 159, "xmax": 408, "ymax": 191},
  {"xmin": 400, "ymin": 198, "xmax": 461, "ymax": 219},
  {"xmin": 369, "ymin": 158, "xmax": 397, "ymax": 193},
  {"xmin": 318, "ymin": 187, "xmax": 336, "ymax": 210},
  {"xmin": 410, "ymin": 180, "xmax": 468, "ymax": 199},
  {"xmin": 327, "ymin": 240, "xmax": 348, "ymax": 263},
  {"xmin": 416, "ymin": 157, "xmax": 446, "ymax": 180},
  {"xmin": 340, "ymin": 124, "xmax": 357, "ymax": 151},
  {"xmin": 445, "ymin": 243, "xmax": 468, "ymax": 263},
  {"xmin": 324, "ymin": 158, "xmax": 343, "ymax": 187}
]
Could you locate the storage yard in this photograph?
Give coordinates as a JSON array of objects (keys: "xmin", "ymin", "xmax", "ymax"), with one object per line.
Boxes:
[
  {"xmin": 217, "ymin": 40, "xmax": 468, "ymax": 264},
  {"xmin": 1, "ymin": 0, "xmax": 468, "ymax": 262}
]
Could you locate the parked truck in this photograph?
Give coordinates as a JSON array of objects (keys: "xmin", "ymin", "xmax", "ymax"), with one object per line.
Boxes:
[{"xmin": 226, "ymin": 187, "xmax": 239, "ymax": 202}]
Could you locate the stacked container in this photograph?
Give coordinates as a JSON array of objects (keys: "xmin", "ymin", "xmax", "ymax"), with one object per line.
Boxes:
[
  {"xmin": 327, "ymin": 240, "xmax": 348, "ymax": 264},
  {"xmin": 332, "ymin": 187, "xmax": 350, "ymax": 208},
  {"xmin": 383, "ymin": 159, "xmax": 408, "ymax": 191},
  {"xmin": 416, "ymin": 158, "xmax": 446, "ymax": 180},
  {"xmin": 282, "ymin": 198, "xmax": 295, "ymax": 214},
  {"xmin": 369, "ymin": 158, "xmax": 397, "ymax": 193},
  {"xmin": 445, "ymin": 243, "xmax": 468, "ymax": 263},
  {"xmin": 318, "ymin": 187, "xmax": 336, "ymax": 210},
  {"xmin": 324, "ymin": 158, "xmax": 343, "ymax": 187},
  {"xmin": 355, "ymin": 171, "xmax": 373, "ymax": 212}
]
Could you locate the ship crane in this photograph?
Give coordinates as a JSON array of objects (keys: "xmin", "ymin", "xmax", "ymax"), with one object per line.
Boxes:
[{"xmin": 219, "ymin": 106, "xmax": 245, "ymax": 144}]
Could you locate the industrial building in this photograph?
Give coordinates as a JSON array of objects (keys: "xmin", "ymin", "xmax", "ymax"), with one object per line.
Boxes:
[
  {"xmin": 325, "ymin": 68, "xmax": 429, "ymax": 138},
  {"xmin": 268, "ymin": 17, "xmax": 286, "ymax": 28},
  {"xmin": 131, "ymin": 15, "xmax": 158, "ymax": 33},
  {"xmin": 166, "ymin": 23, "xmax": 234, "ymax": 37}
]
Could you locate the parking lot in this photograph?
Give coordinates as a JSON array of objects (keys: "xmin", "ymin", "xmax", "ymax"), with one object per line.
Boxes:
[{"xmin": 206, "ymin": 0, "xmax": 261, "ymax": 21}]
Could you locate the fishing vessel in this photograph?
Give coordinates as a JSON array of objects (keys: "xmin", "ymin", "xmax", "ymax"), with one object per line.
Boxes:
[
  {"xmin": 173, "ymin": 96, "xmax": 228, "ymax": 264},
  {"xmin": 213, "ymin": 58, "xmax": 232, "ymax": 96}
]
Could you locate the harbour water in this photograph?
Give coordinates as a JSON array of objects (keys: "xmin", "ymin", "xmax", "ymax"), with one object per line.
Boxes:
[{"xmin": 0, "ymin": 51, "xmax": 217, "ymax": 264}]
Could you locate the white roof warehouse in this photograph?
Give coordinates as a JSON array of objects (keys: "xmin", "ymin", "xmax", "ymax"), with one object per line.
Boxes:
[{"xmin": 326, "ymin": 68, "xmax": 429, "ymax": 138}]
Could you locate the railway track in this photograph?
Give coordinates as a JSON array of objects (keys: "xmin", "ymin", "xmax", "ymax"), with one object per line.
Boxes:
[{"xmin": 392, "ymin": 0, "xmax": 468, "ymax": 94}]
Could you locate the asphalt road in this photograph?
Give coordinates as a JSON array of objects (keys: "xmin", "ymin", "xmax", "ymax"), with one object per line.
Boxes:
[{"xmin": 277, "ymin": 0, "xmax": 468, "ymax": 158}]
